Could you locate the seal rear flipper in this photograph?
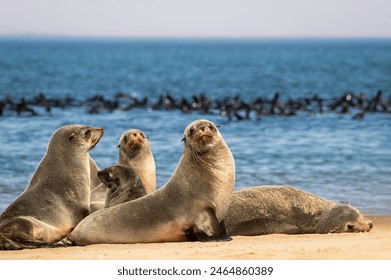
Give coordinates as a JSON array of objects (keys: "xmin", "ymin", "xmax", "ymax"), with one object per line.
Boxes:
[
  {"xmin": 0, "ymin": 234, "xmax": 26, "ymax": 250},
  {"xmin": 45, "ymin": 235, "xmax": 76, "ymax": 247},
  {"xmin": 186, "ymin": 208, "xmax": 232, "ymax": 242},
  {"xmin": 0, "ymin": 234, "xmax": 56, "ymax": 250}
]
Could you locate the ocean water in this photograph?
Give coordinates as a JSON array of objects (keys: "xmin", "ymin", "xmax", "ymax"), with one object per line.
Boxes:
[{"xmin": 0, "ymin": 38, "xmax": 390, "ymax": 214}]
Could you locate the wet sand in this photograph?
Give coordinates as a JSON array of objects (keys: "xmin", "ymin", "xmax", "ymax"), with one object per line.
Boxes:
[{"xmin": 0, "ymin": 216, "xmax": 389, "ymax": 260}]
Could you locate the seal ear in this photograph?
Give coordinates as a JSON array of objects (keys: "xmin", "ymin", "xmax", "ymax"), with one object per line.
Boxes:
[
  {"xmin": 69, "ymin": 133, "xmax": 75, "ymax": 142},
  {"xmin": 140, "ymin": 132, "xmax": 148, "ymax": 139},
  {"xmin": 116, "ymin": 144, "xmax": 121, "ymax": 148},
  {"xmin": 83, "ymin": 129, "xmax": 91, "ymax": 140},
  {"xmin": 181, "ymin": 137, "xmax": 186, "ymax": 142}
]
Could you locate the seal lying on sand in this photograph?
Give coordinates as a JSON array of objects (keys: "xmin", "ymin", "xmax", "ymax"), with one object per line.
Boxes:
[
  {"xmin": 101, "ymin": 181, "xmax": 373, "ymax": 235},
  {"xmin": 60, "ymin": 119, "xmax": 235, "ymax": 245},
  {"xmin": 90, "ymin": 129, "xmax": 155, "ymax": 212},
  {"xmin": 97, "ymin": 165, "xmax": 146, "ymax": 208},
  {"xmin": 0, "ymin": 125, "xmax": 104, "ymax": 250},
  {"xmin": 225, "ymin": 185, "xmax": 373, "ymax": 235}
]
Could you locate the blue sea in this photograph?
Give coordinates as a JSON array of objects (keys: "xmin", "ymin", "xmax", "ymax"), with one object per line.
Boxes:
[{"xmin": 0, "ymin": 37, "xmax": 390, "ymax": 214}]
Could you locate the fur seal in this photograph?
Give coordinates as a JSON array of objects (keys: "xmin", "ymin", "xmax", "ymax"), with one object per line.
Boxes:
[
  {"xmin": 89, "ymin": 129, "xmax": 155, "ymax": 212},
  {"xmin": 100, "ymin": 180, "xmax": 373, "ymax": 236},
  {"xmin": 97, "ymin": 165, "xmax": 146, "ymax": 208},
  {"xmin": 224, "ymin": 185, "xmax": 373, "ymax": 235},
  {"xmin": 0, "ymin": 124, "xmax": 104, "ymax": 250},
  {"xmin": 89, "ymin": 155, "xmax": 101, "ymax": 190},
  {"xmin": 62, "ymin": 119, "xmax": 235, "ymax": 245},
  {"xmin": 116, "ymin": 129, "xmax": 156, "ymax": 194}
]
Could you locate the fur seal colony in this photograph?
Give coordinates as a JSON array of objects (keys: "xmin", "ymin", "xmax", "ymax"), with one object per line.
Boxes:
[
  {"xmin": 89, "ymin": 129, "xmax": 155, "ymax": 212},
  {"xmin": 59, "ymin": 119, "xmax": 235, "ymax": 245},
  {"xmin": 0, "ymin": 125, "xmax": 104, "ymax": 250},
  {"xmin": 1, "ymin": 90, "xmax": 390, "ymax": 121},
  {"xmin": 0, "ymin": 119, "xmax": 375, "ymax": 249}
]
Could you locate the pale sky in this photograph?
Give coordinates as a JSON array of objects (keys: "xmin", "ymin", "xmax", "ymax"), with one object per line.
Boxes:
[{"xmin": 0, "ymin": 0, "xmax": 390, "ymax": 38}]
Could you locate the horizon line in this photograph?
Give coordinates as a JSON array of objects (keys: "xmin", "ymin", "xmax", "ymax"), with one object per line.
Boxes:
[{"xmin": 1, "ymin": 34, "xmax": 391, "ymax": 41}]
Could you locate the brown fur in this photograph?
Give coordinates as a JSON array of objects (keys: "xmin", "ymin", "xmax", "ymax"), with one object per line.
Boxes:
[
  {"xmin": 0, "ymin": 125, "xmax": 104, "ymax": 250},
  {"xmin": 225, "ymin": 185, "xmax": 373, "ymax": 235},
  {"xmin": 67, "ymin": 119, "xmax": 235, "ymax": 245},
  {"xmin": 97, "ymin": 165, "xmax": 146, "ymax": 208},
  {"xmin": 90, "ymin": 129, "xmax": 155, "ymax": 212}
]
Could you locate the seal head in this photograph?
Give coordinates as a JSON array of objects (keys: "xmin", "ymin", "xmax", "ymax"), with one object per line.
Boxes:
[{"xmin": 97, "ymin": 165, "xmax": 146, "ymax": 208}]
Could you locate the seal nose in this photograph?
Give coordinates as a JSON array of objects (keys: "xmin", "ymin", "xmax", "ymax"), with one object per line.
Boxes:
[{"xmin": 369, "ymin": 222, "xmax": 373, "ymax": 229}]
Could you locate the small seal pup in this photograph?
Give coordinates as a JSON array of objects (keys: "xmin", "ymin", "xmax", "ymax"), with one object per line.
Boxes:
[
  {"xmin": 62, "ymin": 119, "xmax": 235, "ymax": 245},
  {"xmin": 89, "ymin": 129, "xmax": 155, "ymax": 212},
  {"xmin": 97, "ymin": 165, "xmax": 146, "ymax": 208},
  {"xmin": 224, "ymin": 185, "xmax": 373, "ymax": 235},
  {"xmin": 0, "ymin": 124, "xmax": 104, "ymax": 250}
]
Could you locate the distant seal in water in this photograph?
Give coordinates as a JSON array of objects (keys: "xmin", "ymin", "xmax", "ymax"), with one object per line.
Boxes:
[
  {"xmin": 97, "ymin": 165, "xmax": 146, "ymax": 208},
  {"xmin": 224, "ymin": 185, "xmax": 373, "ymax": 235},
  {"xmin": 90, "ymin": 129, "xmax": 155, "ymax": 212},
  {"xmin": 61, "ymin": 119, "xmax": 235, "ymax": 245},
  {"xmin": 0, "ymin": 124, "xmax": 104, "ymax": 250}
]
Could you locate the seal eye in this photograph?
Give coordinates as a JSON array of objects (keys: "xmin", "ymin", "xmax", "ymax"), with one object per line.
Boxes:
[
  {"xmin": 123, "ymin": 136, "xmax": 128, "ymax": 143},
  {"xmin": 189, "ymin": 127, "xmax": 195, "ymax": 136},
  {"xmin": 347, "ymin": 223, "xmax": 355, "ymax": 231},
  {"xmin": 69, "ymin": 134, "xmax": 75, "ymax": 142},
  {"xmin": 208, "ymin": 124, "xmax": 215, "ymax": 131}
]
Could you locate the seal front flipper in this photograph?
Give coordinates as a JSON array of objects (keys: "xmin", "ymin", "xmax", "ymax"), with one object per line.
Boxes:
[
  {"xmin": 186, "ymin": 208, "xmax": 232, "ymax": 242},
  {"xmin": 217, "ymin": 220, "xmax": 233, "ymax": 242}
]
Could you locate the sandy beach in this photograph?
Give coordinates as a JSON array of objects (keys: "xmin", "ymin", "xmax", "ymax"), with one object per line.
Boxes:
[{"xmin": 0, "ymin": 216, "xmax": 389, "ymax": 260}]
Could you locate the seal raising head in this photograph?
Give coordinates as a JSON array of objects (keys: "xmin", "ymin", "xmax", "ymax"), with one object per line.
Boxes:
[
  {"xmin": 117, "ymin": 129, "xmax": 156, "ymax": 194},
  {"xmin": 183, "ymin": 119, "xmax": 223, "ymax": 157},
  {"xmin": 0, "ymin": 124, "xmax": 104, "ymax": 250}
]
